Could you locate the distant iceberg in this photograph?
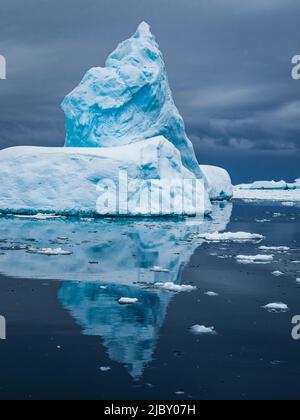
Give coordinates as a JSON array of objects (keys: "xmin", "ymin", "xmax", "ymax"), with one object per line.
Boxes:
[
  {"xmin": 234, "ymin": 178, "xmax": 300, "ymax": 202},
  {"xmin": 235, "ymin": 179, "xmax": 300, "ymax": 190}
]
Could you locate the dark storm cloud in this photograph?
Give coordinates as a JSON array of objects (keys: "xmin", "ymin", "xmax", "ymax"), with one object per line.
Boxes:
[{"xmin": 0, "ymin": 0, "xmax": 299, "ymax": 182}]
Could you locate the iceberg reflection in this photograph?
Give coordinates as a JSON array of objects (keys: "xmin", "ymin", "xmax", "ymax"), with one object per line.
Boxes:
[{"xmin": 0, "ymin": 202, "xmax": 232, "ymax": 378}]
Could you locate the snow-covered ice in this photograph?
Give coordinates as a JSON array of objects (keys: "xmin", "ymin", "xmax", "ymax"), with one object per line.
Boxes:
[
  {"xmin": 154, "ymin": 282, "xmax": 196, "ymax": 292},
  {"xmin": 235, "ymin": 180, "xmax": 300, "ymax": 190},
  {"xmin": 234, "ymin": 180, "xmax": 300, "ymax": 202},
  {"xmin": 190, "ymin": 325, "xmax": 218, "ymax": 336},
  {"xmin": 200, "ymin": 165, "xmax": 233, "ymax": 201},
  {"xmin": 263, "ymin": 303, "xmax": 289, "ymax": 313},
  {"xmin": 236, "ymin": 255, "xmax": 274, "ymax": 264},
  {"xmin": 195, "ymin": 231, "xmax": 264, "ymax": 242},
  {"xmin": 0, "ymin": 137, "xmax": 211, "ymax": 217}
]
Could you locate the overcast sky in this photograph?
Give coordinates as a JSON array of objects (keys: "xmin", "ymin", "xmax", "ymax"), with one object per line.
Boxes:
[{"xmin": 0, "ymin": 0, "xmax": 299, "ymax": 183}]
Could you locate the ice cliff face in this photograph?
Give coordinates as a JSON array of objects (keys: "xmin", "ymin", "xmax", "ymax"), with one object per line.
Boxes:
[{"xmin": 62, "ymin": 22, "xmax": 202, "ymax": 178}]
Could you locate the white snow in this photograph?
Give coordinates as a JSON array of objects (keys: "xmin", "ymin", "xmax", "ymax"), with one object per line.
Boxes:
[
  {"xmin": 190, "ymin": 325, "xmax": 218, "ymax": 336},
  {"xmin": 118, "ymin": 297, "xmax": 139, "ymax": 305},
  {"xmin": 27, "ymin": 247, "xmax": 72, "ymax": 256},
  {"xmin": 236, "ymin": 254, "xmax": 274, "ymax": 264},
  {"xmin": 200, "ymin": 165, "xmax": 233, "ymax": 201},
  {"xmin": 154, "ymin": 282, "xmax": 196, "ymax": 292},
  {"xmin": 195, "ymin": 231, "xmax": 264, "ymax": 242},
  {"xmin": 263, "ymin": 303, "xmax": 289, "ymax": 313}
]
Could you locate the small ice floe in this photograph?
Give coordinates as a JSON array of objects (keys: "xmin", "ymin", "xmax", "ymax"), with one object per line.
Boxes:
[
  {"xmin": 27, "ymin": 247, "xmax": 72, "ymax": 256},
  {"xmin": 99, "ymin": 366, "xmax": 111, "ymax": 372},
  {"xmin": 154, "ymin": 282, "xmax": 196, "ymax": 292},
  {"xmin": 259, "ymin": 246, "xmax": 290, "ymax": 252},
  {"xmin": 190, "ymin": 325, "xmax": 218, "ymax": 336},
  {"xmin": 263, "ymin": 303, "xmax": 289, "ymax": 313},
  {"xmin": 175, "ymin": 391, "xmax": 185, "ymax": 396},
  {"xmin": 236, "ymin": 255, "xmax": 274, "ymax": 264},
  {"xmin": 13, "ymin": 213, "xmax": 61, "ymax": 220},
  {"xmin": 194, "ymin": 232, "xmax": 264, "ymax": 243},
  {"xmin": 204, "ymin": 291, "xmax": 219, "ymax": 297},
  {"xmin": 255, "ymin": 219, "xmax": 271, "ymax": 223},
  {"xmin": 292, "ymin": 261, "xmax": 300, "ymax": 264},
  {"xmin": 281, "ymin": 202, "xmax": 295, "ymax": 207},
  {"xmin": 150, "ymin": 266, "xmax": 170, "ymax": 273},
  {"xmin": 273, "ymin": 213, "xmax": 282, "ymax": 217},
  {"xmin": 296, "ymin": 278, "xmax": 300, "ymax": 284},
  {"xmin": 272, "ymin": 271, "xmax": 284, "ymax": 277},
  {"xmin": 0, "ymin": 243, "xmax": 29, "ymax": 251},
  {"xmin": 118, "ymin": 297, "xmax": 139, "ymax": 305}
]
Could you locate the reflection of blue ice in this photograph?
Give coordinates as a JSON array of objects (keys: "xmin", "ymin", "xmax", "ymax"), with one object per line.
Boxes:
[
  {"xmin": 0, "ymin": 203, "xmax": 232, "ymax": 378},
  {"xmin": 59, "ymin": 282, "xmax": 171, "ymax": 379}
]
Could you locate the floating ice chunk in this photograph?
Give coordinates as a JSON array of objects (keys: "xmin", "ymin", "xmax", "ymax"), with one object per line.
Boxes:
[
  {"xmin": 118, "ymin": 297, "xmax": 139, "ymax": 305},
  {"xmin": 11, "ymin": 213, "xmax": 62, "ymax": 220},
  {"xmin": 255, "ymin": 219, "xmax": 271, "ymax": 223},
  {"xmin": 154, "ymin": 282, "xmax": 196, "ymax": 292},
  {"xmin": 190, "ymin": 325, "xmax": 218, "ymax": 336},
  {"xmin": 195, "ymin": 231, "xmax": 264, "ymax": 243},
  {"xmin": 263, "ymin": 303, "xmax": 289, "ymax": 313},
  {"xmin": 281, "ymin": 202, "xmax": 295, "ymax": 207},
  {"xmin": 200, "ymin": 165, "xmax": 233, "ymax": 201},
  {"xmin": 99, "ymin": 366, "xmax": 111, "ymax": 372},
  {"xmin": 259, "ymin": 246, "xmax": 290, "ymax": 252},
  {"xmin": 150, "ymin": 266, "xmax": 170, "ymax": 273},
  {"xmin": 204, "ymin": 291, "xmax": 219, "ymax": 297},
  {"xmin": 271, "ymin": 271, "xmax": 284, "ymax": 277},
  {"xmin": 296, "ymin": 278, "xmax": 300, "ymax": 284},
  {"xmin": 236, "ymin": 254, "xmax": 274, "ymax": 264},
  {"xmin": 27, "ymin": 247, "xmax": 72, "ymax": 256}
]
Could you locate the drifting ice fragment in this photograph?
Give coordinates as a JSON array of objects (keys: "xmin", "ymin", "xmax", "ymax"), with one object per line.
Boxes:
[
  {"xmin": 263, "ymin": 303, "xmax": 289, "ymax": 313},
  {"xmin": 190, "ymin": 325, "xmax": 218, "ymax": 336},
  {"xmin": 154, "ymin": 282, "xmax": 196, "ymax": 292}
]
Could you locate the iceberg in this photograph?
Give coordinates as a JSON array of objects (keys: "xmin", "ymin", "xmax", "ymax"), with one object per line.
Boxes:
[
  {"xmin": 0, "ymin": 137, "xmax": 210, "ymax": 217},
  {"xmin": 200, "ymin": 165, "xmax": 233, "ymax": 201},
  {"xmin": 235, "ymin": 179, "xmax": 300, "ymax": 191},
  {"xmin": 0, "ymin": 22, "xmax": 232, "ymax": 217},
  {"xmin": 62, "ymin": 22, "xmax": 202, "ymax": 179}
]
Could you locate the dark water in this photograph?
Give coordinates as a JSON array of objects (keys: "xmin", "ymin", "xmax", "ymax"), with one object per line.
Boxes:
[{"xmin": 0, "ymin": 201, "xmax": 299, "ymax": 400}]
